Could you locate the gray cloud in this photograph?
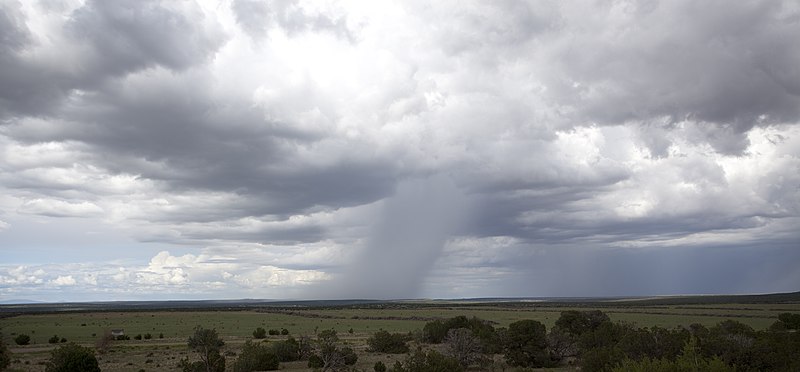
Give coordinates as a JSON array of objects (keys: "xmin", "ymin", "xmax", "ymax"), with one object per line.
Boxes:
[
  {"xmin": 67, "ymin": 0, "xmax": 225, "ymax": 75},
  {"xmin": 0, "ymin": 0, "xmax": 798, "ymax": 300},
  {"xmin": 232, "ymin": 0, "xmax": 353, "ymax": 41},
  {"xmin": 540, "ymin": 1, "xmax": 800, "ymax": 154}
]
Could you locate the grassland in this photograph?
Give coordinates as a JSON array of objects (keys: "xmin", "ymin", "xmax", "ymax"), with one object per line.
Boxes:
[{"xmin": 2, "ymin": 295, "xmax": 798, "ymax": 371}]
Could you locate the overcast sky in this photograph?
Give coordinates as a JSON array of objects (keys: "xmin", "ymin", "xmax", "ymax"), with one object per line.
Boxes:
[{"xmin": 1, "ymin": 0, "xmax": 799, "ymax": 302}]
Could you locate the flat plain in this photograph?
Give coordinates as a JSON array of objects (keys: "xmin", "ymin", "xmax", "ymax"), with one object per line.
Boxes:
[{"xmin": 2, "ymin": 294, "xmax": 799, "ymax": 371}]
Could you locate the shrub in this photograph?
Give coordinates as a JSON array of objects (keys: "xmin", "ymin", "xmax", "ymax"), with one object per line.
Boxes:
[
  {"xmin": 253, "ymin": 327, "xmax": 266, "ymax": 339},
  {"xmin": 393, "ymin": 349, "xmax": 463, "ymax": 372},
  {"xmin": 269, "ymin": 338, "xmax": 300, "ymax": 362},
  {"xmin": 775, "ymin": 313, "xmax": 800, "ymax": 331},
  {"xmin": 374, "ymin": 360, "xmax": 386, "ymax": 372},
  {"xmin": 268, "ymin": 329, "xmax": 280, "ymax": 336},
  {"xmin": 445, "ymin": 328, "xmax": 485, "ymax": 367},
  {"xmin": 613, "ymin": 338, "xmax": 733, "ymax": 372},
  {"xmin": 504, "ymin": 319, "xmax": 551, "ymax": 368},
  {"xmin": 232, "ymin": 341, "xmax": 279, "ymax": 372},
  {"xmin": 144, "ymin": 333, "xmax": 152, "ymax": 340},
  {"xmin": 45, "ymin": 343, "xmax": 100, "ymax": 372},
  {"xmin": 134, "ymin": 334, "xmax": 142, "ymax": 340},
  {"xmin": 159, "ymin": 332, "xmax": 164, "ymax": 339},
  {"xmin": 367, "ymin": 330, "xmax": 409, "ymax": 353},
  {"xmin": 0, "ymin": 335, "xmax": 10, "ymax": 370},
  {"xmin": 14, "ymin": 334, "xmax": 30, "ymax": 345},
  {"xmin": 186, "ymin": 326, "xmax": 225, "ymax": 372},
  {"xmin": 307, "ymin": 354, "xmax": 323, "ymax": 368},
  {"xmin": 179, "ymin": 352, "xmax": 225, "ymax": 372},
  {"xmin": 341, "ymin": 346, "xmax": 358, "ymax": 365},
  {"xmin": 280, "ymin": 328, "xmax": 289, "ymax": 335},
  {"xmin": 49, "ymin": 335, "xmax": 60, "ymax": 344}
]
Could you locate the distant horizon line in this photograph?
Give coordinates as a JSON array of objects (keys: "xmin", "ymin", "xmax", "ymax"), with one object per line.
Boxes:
[{"xmin": 2, "ymin": 290, "xmax": 798, "ymax": 306}]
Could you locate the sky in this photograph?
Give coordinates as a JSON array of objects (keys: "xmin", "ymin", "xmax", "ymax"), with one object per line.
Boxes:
[{"xmin": 0, "ymin": 0, "xmax": 799, "ymax": 302}]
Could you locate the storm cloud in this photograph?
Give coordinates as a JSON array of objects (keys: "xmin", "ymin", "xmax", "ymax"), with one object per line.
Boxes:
[{"xmin": 0, "ymin": 0, "xmax": 798, "ymax": 301}]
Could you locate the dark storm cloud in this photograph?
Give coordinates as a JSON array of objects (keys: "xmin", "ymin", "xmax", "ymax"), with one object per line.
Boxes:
[{"xmin": 0, "ymin": 0, "xmax": 223, "ymax": 118}]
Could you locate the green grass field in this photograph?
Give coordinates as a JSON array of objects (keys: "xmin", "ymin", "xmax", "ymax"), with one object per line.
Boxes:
[{"xmin": 2, "ymin": 300, "xmax": 798, "ymax": 371}]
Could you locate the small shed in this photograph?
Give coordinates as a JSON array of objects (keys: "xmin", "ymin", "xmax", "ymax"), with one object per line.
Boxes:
[{"xmin": 111, "ymin": 329, "xmax": 124, "ymax": 337}]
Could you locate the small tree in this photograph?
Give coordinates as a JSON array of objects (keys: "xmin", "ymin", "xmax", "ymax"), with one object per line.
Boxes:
[
  {"xmin": 270, "ymin": 338, "xmax": 300, "ymax": 362},
  {"xmin": 367, "ymin": 330, "xmax": 409, "ymax": 353},
  {"xmin": 341, "ymin": 346, "xmax": 358, "ymax": 366},
  {"xmin": 14, "ymin": 334, "xmax": 30, "ymax": 345},
  {"xmin": 504, "ymin": 319, "xmax": 551, "ymax": 368},
  {"xmin": 45, "ymin": 343, "xmax": 100, "ymax": 372},
  {"xmin": 444, "ymin": 328, "xmax": 484, "ymax": 367},
  {"xmin": 0, "ymin": 333, "xmax": 11, "ymax": 370},
  {"xmin": 233, "ymin": 341, "xmax": 279, "ymax": 372},
  {"xmin": 281, "ymin": 328, "xmax": 289, "ymax": 335},
  {"xmin": 776, "ymin": 313, "xmax": 800, "ymax": 330},
  {"xmin": 49, "ymin": 335, "xmax": 61, "ymax": 344},
  {"xmin": 309, "ymin": 330, "xmax": 357, "ymax": 371},
  {"xmin": 253, "ymin": 327, "xmax": 267, "ymax": 339},
  {"xmin": 187, "ymin": 326, "xmax": 225, "ymax": 372}
]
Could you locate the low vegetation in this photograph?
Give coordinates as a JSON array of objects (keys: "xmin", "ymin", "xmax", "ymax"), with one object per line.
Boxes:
[
  {"xmin": 0, "ymin": 298, "xmax": 798, "ymax": 371},
  {"xmin": 232, "ymin": 341, "xmax": 279, "ymax": 371},
  {"xmin": 0, "ymin": 333, "xmax": 10, "ymax": 370},
  {"xmin": 45, "ymin": 343, "xmax": 100, "ymax": 372},
  {"xmin": 367, "ymin": 330, "xmax": 410, "ymax": 353}
]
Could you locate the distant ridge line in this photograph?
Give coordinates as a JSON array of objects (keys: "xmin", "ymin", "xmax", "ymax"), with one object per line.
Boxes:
[{"xmin": 1, "ymin": 291, "xmax": 798, "ymax": 315}]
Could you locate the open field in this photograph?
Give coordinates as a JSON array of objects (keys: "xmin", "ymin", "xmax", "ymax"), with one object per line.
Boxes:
[{"xmin": 2, "ymin": 294, "xmax": 799, "ymax": 371}]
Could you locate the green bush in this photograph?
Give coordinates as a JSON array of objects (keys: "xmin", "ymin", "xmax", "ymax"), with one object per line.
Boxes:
[
  {"xmin": 392, "ymin": 349, "xmax": 463, "ymax": 372},
  {"xmin": 307, "ymin": 354, "xmax": 323, "ymax": 368},
  {"xmin": 504, "ymin": 319, "xmax": 552, "ymax": 368},
  {"xmin": 45, "ymin": 343, "xmax": 100, "ymax": 372},
  {"xmin": 49, "ymin": 335, "xmax": 60, "ymax": 344},
  {"xmin": 186, "ymin": 326, "xmax": 226, "ymax": 372},
  {"xmin": 341, "ymin": 346, "xmax": 358, "ymax": 365},
  {"xmin": 367, "ymin": 330, "xmax": 409, "ymax": 353},
  {"xmin": 14, "ymin": 334, "xmax": 30, "ymax": 345},
  {"xmin": 0, "ymin": 335, "xmax": 10, "ymax": 370},
  {"xmin": 613, "ymin": 339, "xmax": 733, "ymax": 372},
  {"xmin": 269, "ymin": 338, "xmax": 300, "ymax": 362},
  {"xmin": 179, "ymin": 352, "xmax": 225, "ymax": 372},
  {"xmin": 253, "ymin": 327, "xmax": 266, "ymax": 339},
  {"xmin": 777, "ymin": 313, "xmax": 800, "ymax": 330},
  {"xmin": 233, "ymin": 341, "xmax": 279, "ymax": 372}
]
